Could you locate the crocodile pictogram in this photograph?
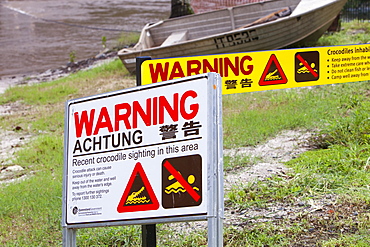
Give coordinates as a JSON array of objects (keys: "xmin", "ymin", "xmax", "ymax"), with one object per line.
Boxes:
[
  {"xmin": 265, "ymin": 69, "xmax": 281, "ymax": 80},
  {"xmin": 125, "ymin": 186, "xmax": 150, "ymax": 205}
]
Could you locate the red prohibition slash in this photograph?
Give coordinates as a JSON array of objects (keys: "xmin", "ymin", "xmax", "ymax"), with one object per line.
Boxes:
[
  {"xmin": 163, "ymin": 160, "xmax": 201, "ymax": 202},
  {"xmin": 296, "ymin": 54, "xmax": 318, "ymax": 78}
]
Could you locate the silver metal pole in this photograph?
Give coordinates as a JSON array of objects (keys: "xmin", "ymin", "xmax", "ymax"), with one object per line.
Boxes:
[
  {"xmin": 207, "ymin": 73, "xmax": 223, "ymax": 247},
  {"xmin": 62, "ymin": 228, "xmax": 77, "ymax": 247}
]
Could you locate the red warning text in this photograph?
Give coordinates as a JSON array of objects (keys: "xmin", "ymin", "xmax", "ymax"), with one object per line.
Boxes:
[
  {"xmin": 73, "ymin": 90, "xmax": 199, "ymax": 138},
  {"xmin": 148, "ymin": 56, "xmax": 253, "ymax": 83}
]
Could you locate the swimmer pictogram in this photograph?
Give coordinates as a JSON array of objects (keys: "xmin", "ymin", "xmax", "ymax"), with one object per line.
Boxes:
[
  {"xmin": 165, "ymin": 173, "xmax": 199, "ymax": 195},
  {"xmin": 162, "ymin": 155, "xmax": 202, "ymax": 208},
  {"xmin": 295, "ymin": 51, "xmax": 320, "ymax": 82},
  {"xmin": 117, "ymin": 162, "xmax": 159, "ymax": 213},
  {"xmin": 297, "ymin": 61, "xmax": 318, "ymax": 74}
]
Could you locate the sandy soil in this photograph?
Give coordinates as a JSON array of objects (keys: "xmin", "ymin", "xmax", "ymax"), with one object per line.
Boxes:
[{"xmin": 224, "ymin": 130, "xmax": 313, "ymax": 190}]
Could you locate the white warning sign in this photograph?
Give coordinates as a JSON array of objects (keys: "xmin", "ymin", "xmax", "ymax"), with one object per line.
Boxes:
[{"xmin": 62, "ymin": 73, "xmax": 223, "ymax": 227}]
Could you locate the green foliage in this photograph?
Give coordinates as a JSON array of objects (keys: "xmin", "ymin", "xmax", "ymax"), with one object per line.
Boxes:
[
  {"xmin": 115, "ymin": 32, "xmax": 140, "ymax": 49},
  {"xmin": 69, "ymin": 51, "xmax": 76, "ymax": 63},
  {"xmin": 313, "ymin": 101, "xmax": 370, "ymax": 147},
  {"xmin": 158, "ymin": 225, "xmax": 207, "ymax": 246},
  {"xmin": 222, "ymin": 82, "xmax": 370, "ymax": 148},
  {"xmin": 322, "ymin": 234, "xmax": 370, "ymax": 247},
  {"xmin": 227, "ymin": 91, "xmax": 370, "ymax": 208},
  {"xmin": 77, "ymin": 226, "xmax": 141, "ymax": 246},
  {"xmin": 0, "ymin": 81, "xmax": 77, "ymax": 105},
  {"xmin": 317, "ymin": 21, "xmax": 370, "ymax": 46},
  {"xmin": 14, "ymin": 134, "xmax": 64, "ymax": 171},
  {"xmin": 0, "ymin": 134, "xmax": 64, "ymax": 246},
  {"xmin": 0, "ymin": 171, "xmax": 63, "ymax": 246},
  {"xmin": 30, "ymin": 109, "xmax": 65, "ymax": 134},
  {"xmin": 101, "ymin": 36, "xmax": 107, "ymax": 48},
  {"xmin": 224, "ymin": 224, "xmax": 290, "ymax": 246},
  {"xmin": 223, "ymin": 154, "xmax": 256, "ymax": 171}
]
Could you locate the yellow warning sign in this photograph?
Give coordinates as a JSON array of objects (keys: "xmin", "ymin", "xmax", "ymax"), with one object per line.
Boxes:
[{"xmin": 141, "ymin": 44, "xmax": 370, "ymax": 95}]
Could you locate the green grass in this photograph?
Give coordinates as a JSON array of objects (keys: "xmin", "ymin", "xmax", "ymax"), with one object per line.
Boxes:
[
  {"xmin": 223, "ymin": 154, "xmax": 258, "ymax": 171},
  {"xmin": 0, "ymin": 60, "xmax": 133, "ymax": 246},
  {"xmin": 77, "ymin": 226, "xmax": 141, "ymax": 246},
  {"xmin": 0, "ymin": 134, "xmax": 64, "ymax": 245},
  {"xmin": 223, "ymin": 82, "xmax": 369, "ymax": 148},
  {"xmin": 0, "ymin": 59, "xmax": 132, "ymax": 134},
  {"xmin": 0, "ymin": 20, "xmax": 370, "ymax": 246},
  {"xmin": 317, "ymin": 21, "xmax": 370, "ymax": 46},
  {"xmin": 223, "ymin": 224, "xmax": 291, "ymax": 247},
  {"xmin": 225, "ymin": 82, "xmax": 370, "ymax": 245},
  {"xmin": 0, "ymin": 59, "xmax": 128, "ymax": 106},
  {"xmin": 115, "ymin": 32, "xmax": 140, "ymax": 49},
  {"xmin": 322, "ymin": 234, "xmax": 370, "ymax": 247}
]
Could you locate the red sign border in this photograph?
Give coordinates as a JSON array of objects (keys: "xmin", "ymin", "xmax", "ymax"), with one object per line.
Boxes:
[
  {"xmin": 117, "ymin": 162, "xmax": 159, "ymax": 213},
  {"xmin": 259, "ymin": 54, "xmax": 288, "ymax": 86}
]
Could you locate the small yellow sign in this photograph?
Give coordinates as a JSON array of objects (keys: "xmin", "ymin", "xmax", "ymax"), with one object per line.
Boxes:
[{"xmin": 141, "ymin": 44, "xmax": 370, "ymax": 94}]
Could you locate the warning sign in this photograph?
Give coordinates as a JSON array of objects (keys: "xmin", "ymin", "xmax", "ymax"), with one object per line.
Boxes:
[
  {"xmin": 162, "ymin": 155, "xmax": 202, "ymax": 208},
  {"xmin": 295, "ymin": 51, "xmax": 320, "ymax": 82},
  {"xmin": 141, "ymin": 43, "xmax": 370, "ymax": 94},
  {"xmin": 259, "ymin": 54, "xmax": 287, "ymax": 86},
  {"xmin": 117, "ymin": 162, "xmax": 159, "ymax": 213},
  {"xmin": 63, "ymin": 73, "xmax": 223, "ymax": 227}
]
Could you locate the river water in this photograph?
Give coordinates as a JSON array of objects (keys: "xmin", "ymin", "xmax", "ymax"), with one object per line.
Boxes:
[{"xmin": 0, "ymin": 0, "xmax": 171, "ymax": 77}]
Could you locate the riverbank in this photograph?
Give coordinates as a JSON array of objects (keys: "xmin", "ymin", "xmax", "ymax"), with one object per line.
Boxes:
[
  {"xmin": 1, "ymin": 21, "xmax": 370, "ymax": 245},
  {"xmin": 1, "ymin": 58, "xmax": 369, "ymax": 245},
  {"xmin": 0, "ymin": 50, "xmax": 118, "ymax": 94}
]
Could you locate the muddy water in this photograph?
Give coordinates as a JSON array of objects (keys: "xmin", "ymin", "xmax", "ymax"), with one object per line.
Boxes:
[{"xmin": 0, "ymin": 0, "xmax": 170, "ymax": 77}]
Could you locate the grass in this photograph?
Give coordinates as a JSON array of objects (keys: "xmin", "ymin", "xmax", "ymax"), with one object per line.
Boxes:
[
  {"xmin": 77, "ymin": 226, "xmax": 141, "ymax": 246},
  {"xmin": 0, "ymin": 20, "xmax": 370, "ymax": 246},
  {"xmin": 0, "ymin": 59, "xmax": 131, "ymax": 106},
  {"xmin": 223, "ymin": 85, "xmax": 347, "ymax": 148},
  {"xmin": 0, "ymin": 60, "xmax": 134, "ymax": 134},
  {"xmin": 115, "ymin": 32, "xmax": 141, "ymax": 49},
  {"xmin": 223, "ymin": 154, "xmax": 259, "ymax": 171},
  {"xmin": 316, "ymin": 21, "xmax": 370, "ymax": 46},
  {"xmin": 225, "ymin": 83, "xmax": 370, "ymax": 246}
]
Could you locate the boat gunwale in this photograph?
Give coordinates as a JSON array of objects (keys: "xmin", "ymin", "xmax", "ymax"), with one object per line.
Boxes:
[{"xmin": 118, "ymin": 0, "xmax": 346, "ymax": 57}]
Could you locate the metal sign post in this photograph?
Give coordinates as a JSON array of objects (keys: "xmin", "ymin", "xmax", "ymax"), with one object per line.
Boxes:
[{"xmin": 136, "ymin": 56, "xmax": 156, "ymax": 247}]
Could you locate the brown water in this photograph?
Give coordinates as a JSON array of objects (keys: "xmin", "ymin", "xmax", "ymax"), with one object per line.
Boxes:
[{"xmin": 0, "ymin": 0, "xmax": 171, "ymax": 77}]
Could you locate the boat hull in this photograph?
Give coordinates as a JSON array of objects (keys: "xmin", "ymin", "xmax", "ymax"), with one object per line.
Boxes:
[{"xmin": 118, "ymin": 0, "xmax": 347, "ymax": 74}]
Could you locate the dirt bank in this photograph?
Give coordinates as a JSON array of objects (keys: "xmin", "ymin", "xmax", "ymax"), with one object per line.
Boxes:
[
  {"xmin": 0, "ymin": 50, "xmax": 118, "ymax": 184},
  {"xmin": 0, "ymin": 50, "xmax": 117, "ymax": 94}
]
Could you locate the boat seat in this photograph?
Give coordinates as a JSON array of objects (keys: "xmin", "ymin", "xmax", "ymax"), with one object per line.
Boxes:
[{"xmin": 160, "ymin": 30, "xmax": 188, "ymax": 47}]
